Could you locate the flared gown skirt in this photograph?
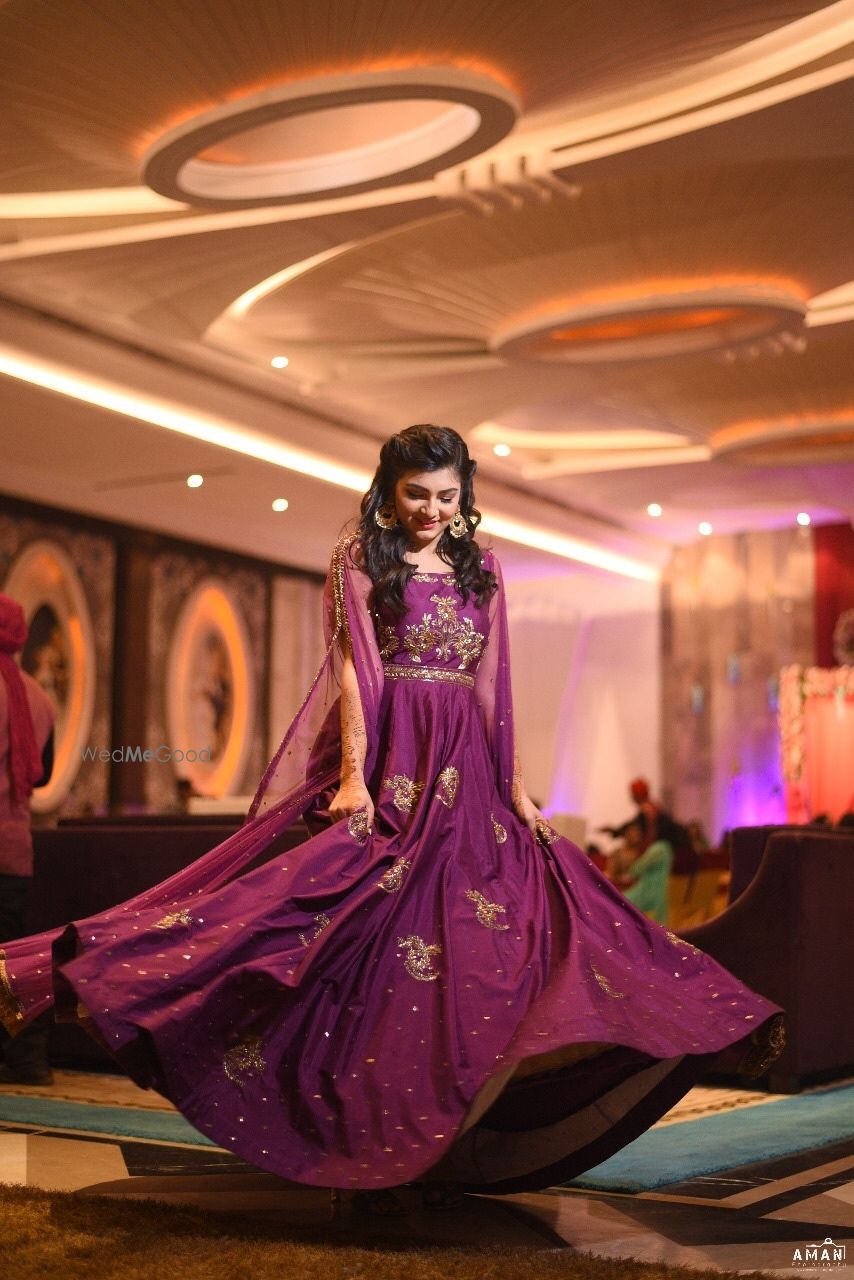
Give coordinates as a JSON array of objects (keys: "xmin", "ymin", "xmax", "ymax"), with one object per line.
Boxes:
[{"xmin": 46, "ymin": 674, "xmax": 783, "ymax": 1193}]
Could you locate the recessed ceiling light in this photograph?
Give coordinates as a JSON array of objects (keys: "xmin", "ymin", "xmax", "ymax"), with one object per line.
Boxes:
[
  {"xmin": 647, "ymin": 502, "xmax": 663, "ymax": 518},
  {"xmin": 493, "ymin": 443, "xmax": 511, "ymax": 457},
  {"xmin": 796, "ymin": 511, "xmax": 811, "ymax": 526},
  {"xmin": 698, "ymin": 521, "xmax": 713, "ymax": 536},
  {"xmin": 187, "ymin": 473, "xmax": 204, "ymax": 488},
  {"xmin": 271, "ymin": 355, "xmax": 289, "ymax": 369},
  {"xmin": 272, "ymin": 498, "xmax": 289, "ymax": 512}
]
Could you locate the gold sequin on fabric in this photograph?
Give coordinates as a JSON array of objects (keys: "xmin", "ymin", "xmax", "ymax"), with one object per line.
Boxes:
[
  {"xmin": 223, "ymin": 1035, "xmax": 267, "ymax": 1086},
  {"xmin": 299, "ymin": 912, "xmax": 332, "ymax": 948},
  {"xmin": 465, "ymin": 889, "xmax": 510, "ymax": 931},
  {"xmin": 397, "ymin": 935, "xmax": 442, "ymax": 982},
  {"xmin": 429, "ymin": 594, "xmax": 485, "ymax": 669},
  {"xmin": 491, "ymin": 814, "xmax": 508, "ymax": 844},
  {"xmin": 411, "ymin": 572, "xmax": 455, "ymax": 582},
  {"xmin": 377, "ymin": 624, "xmax": 400, "ymax": 660},
  {"xmin": 403, "ymin": 613, "xmax": 439, "ymax": 663},
  {"xmin": 153, "ymin": 908, "xmax": 194, "ymax": 930},
  {"xmin": 535, "ymin": 816, "xmax": 559, "ymax": 844},
  {"xmin": 382, "ymin": 664, "xmax": 475, "ymax": 689},
  {"xmin": 0, "ymin": 949, "xmax": 24, "ymax": 1031},
  {"xmin": 377, "ymin": 858, "xmax": 412, "ymax": 893},
  {"xmin": 590, "ymin": 961, "xmax": 626, "ymax": 999},
  {"xmin": 665, "ymin": 928, "xmax": 701, "ymax": 952},
  {"xmin": 347, "ymin": 810, "xmax": 371, "ymax": 842},
  {"xmin": 435, "ymin": 765, "xmax": 459, "ymax": 809},
  {"xmin": 331, "ymin": 531, "xmax": 358, "ymax": 649},
  {"xmin": 383, "ymin": 773, "xmax": 425, "ymax": 813}
]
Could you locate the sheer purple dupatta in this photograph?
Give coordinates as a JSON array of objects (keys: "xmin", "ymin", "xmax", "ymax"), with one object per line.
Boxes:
[
  {"xmin": 475, "ymin": 548, "xmax": 517, "ymax": 811},
  {"xmin": 0, "ymin": 531, "xmax": 383, "ymax": 1033}
]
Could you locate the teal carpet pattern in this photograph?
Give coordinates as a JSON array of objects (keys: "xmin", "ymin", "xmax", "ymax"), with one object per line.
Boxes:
[
  {"xmin": 2, "ymin": 1083, "xmax": 852, "ymax": 1189},
  {"xmin": 0, "ymin": 1094, "xmax": 216, "ymax": 1146},
  {"xmin": 566, "ymin": 1083, "xmax": 854, "ymax": 1192}
]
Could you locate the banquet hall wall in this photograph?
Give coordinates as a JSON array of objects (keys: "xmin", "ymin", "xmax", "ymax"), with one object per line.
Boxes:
[{"xmin": 661, "ymin": 525, "xmax": 815, "ymax": 843}]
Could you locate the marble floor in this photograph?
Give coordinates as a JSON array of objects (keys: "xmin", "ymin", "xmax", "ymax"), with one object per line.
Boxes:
[{"xmin": 1, "ymin": 1070, "xmax": 853, "ymax": 1277}]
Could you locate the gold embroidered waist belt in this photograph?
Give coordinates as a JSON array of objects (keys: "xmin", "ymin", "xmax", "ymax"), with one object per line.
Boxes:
[{"xmin": 382, "ymin": 663, "xmax": 475, "ymax": 689}]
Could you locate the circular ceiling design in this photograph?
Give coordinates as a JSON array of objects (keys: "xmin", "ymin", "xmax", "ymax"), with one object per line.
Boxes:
[
  {"xmin": 490, "ymin": 287, "xmax": 807, "ymax": 363},
  {"xmin": 712, "ymin": 415, "xmax": 854, "ymax": 466},
  {"xmin": 142, "ymin": 67, "xmax": 519, "ymax": 207}
]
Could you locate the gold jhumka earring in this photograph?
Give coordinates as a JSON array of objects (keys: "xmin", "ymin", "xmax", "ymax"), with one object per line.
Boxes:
[
  {"xmin": 375, "ymin": 503, "xmax": 399, "ymax": 529},
  {"xmin": 449, "ymin": 511, "xmax": 468, "ymax": 538}
]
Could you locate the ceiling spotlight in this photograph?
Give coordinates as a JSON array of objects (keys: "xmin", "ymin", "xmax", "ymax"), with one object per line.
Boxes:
[
  {"xmin": 647, "ymin": 502, "xmax": 663, "ymax": 518},
  {"xmin": 271, "ymin": 355, "xmax": 289, "ymax": 369},
  {"xmin": 698, "ymin": 521, "xmax": 713, "ymax": 536},
  {"xmin": 272, "ymin": 498, "xmax": 289, "ymax": 512},
  {"xmin": 796, "ymin": 511, "xmax": 811, "ymax": 527},
  {"xmin": 187, "ymin": 473, "xmax": 204, "ymax": 488},
  {"xmin": 493, "ymin": 443, "xmax": 512, "ymax": 457}
]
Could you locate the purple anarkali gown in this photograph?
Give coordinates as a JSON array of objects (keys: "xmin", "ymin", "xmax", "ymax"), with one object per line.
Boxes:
[{"xmin": 0, "ymin": 532, "xmax": 784, "ymax": 1193}]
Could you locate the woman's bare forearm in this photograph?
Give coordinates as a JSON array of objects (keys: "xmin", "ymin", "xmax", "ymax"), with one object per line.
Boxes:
[
  {"xmin": 340, "ymin": 650, "xmax": 367, "ymax": 783},
  {"xmin": 512, "ymin": 747, "xmax": 526, "ymax": 806}
]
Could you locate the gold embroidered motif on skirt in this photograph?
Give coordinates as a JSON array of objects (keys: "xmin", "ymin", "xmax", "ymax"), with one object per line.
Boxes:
[
  {"xmin": 665, "ymin": 928, "xmax": 700, "ymax": 952},
  {"xmin": 223, "ymin": 1035, "xmax": 267, "ymax": 1086},
  {"xmin": 383, "ymin": 773, "xmax": 424, "ymax": 813},
  {"xmin": 153, "ymin": 908, "xmax": 194, "ymax": 930},
  {"xmin": 347, "ymin": 810, "xmax": 371, "ymax": 842},
  {"xmin": 491, "ymin": 814, "xmax": 508, "ymax": 844},
  {"xmin": 397, "ymin": 935, "xmax": 442, "ymax": 982},
  {"xmin": 465, "ymin": 888, "xmax": 510, "ymax": 931},
  {"xmin": 299, "ymin": 912, "xmax": 332, "ymax": 948},
  {"xmin": 435, "ymin": 765, "xmax": 459, "ymax": 808},
  {"xmin": 590, "ymin": 961, "xmax": 626, "ymax": 999},
  {"xmin": 535, "ymin": 816, "xmax": 559, "ymax": 844},
  {"xmin": 0, "ymin": 949, "xmax": 24, "ymax": 1032},
  {"xmin": 377, "ymin": 858, "xmax": 412, "ymax": 893}
]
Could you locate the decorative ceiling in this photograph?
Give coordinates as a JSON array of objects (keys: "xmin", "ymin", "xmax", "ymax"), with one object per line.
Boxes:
[{"xmin": 0, "ymin": 0, "xmax": 852, "ymax": 574}]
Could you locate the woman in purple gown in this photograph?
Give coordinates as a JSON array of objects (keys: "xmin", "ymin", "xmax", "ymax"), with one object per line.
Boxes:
[{"xmin": 0, "ymin": 425, "xmax": 784, "ymax": 1212}]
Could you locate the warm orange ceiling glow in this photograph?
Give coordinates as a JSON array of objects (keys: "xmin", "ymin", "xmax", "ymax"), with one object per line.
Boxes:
[
  {"xmin": 134, "ymin": 57, "xmax": 518, "ymax": 162},
  {"xmin": 505, "ymin": 277, "xmax": 809, "ymax": 332},
  {"xmin": 549, "ymin": 307, "xmax": 744, "ymax": 344}
]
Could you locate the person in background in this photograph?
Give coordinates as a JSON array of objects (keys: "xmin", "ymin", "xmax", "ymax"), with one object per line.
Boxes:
[
  {"xmin": 612, "ymin": 816, "xmax": 675, "ymax": 925},
  {"xmin": 0, "ymin": 593, "xmax": 56, "ymax": 1085},
  {"xmin": 686, "ymin": 818, "xmax": 710, "ymax": 855},
  {"xmin": 838, "ymin": 812, "xmax": 854, "ymax": 829},
  {"xmin": 599, "ymin": 776, "xmax": 663, "ymax": 850}
]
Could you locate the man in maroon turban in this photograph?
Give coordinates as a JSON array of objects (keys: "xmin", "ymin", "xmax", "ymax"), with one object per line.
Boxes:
[{"xmin": 0, "ymin": 593, "xmax": 56, "ymax": 1084}]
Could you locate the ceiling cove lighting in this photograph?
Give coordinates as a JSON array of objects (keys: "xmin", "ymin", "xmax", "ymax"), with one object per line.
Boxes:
[{"xmin": 0, "ymin": 345, "xmax": 656, "ymax": 582}]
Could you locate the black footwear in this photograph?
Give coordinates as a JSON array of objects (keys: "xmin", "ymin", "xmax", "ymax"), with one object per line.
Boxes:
[
  {"xmin": 421, "ymin": 1180, "xmax": 466, "ymax": 1209},
  {"xmin": 737, "ymin": 1013, "xmax": 786, "ymax": 1078},
  {"xmin": 0, "ymin": 1063, "xmax": 54, "ymax": 1085},
  {"xmin": 350, "ymin": 1188, "xmax": 408, "ymax": 1217}
]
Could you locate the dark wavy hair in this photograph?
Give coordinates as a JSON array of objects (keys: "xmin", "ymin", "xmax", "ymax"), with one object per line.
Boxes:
[{"xmin": 356, "ymin": 424, "xmax": 496, "ymax": 618}]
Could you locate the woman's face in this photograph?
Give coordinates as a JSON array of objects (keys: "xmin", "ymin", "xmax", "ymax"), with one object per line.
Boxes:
[{"xmin": 393, "ymin": 466, "xmax": 461, "ymax": 551}]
